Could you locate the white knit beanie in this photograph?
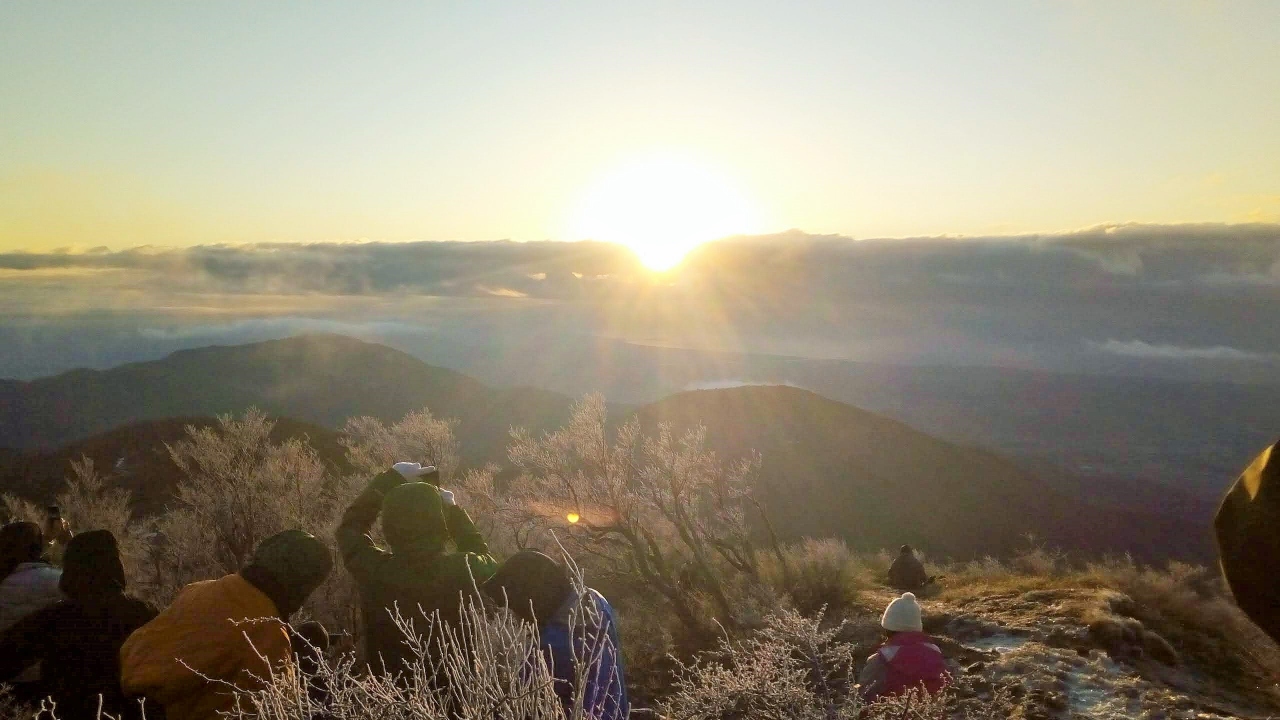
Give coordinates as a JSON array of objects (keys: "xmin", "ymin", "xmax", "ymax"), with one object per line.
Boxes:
[{"xmin": 881, "ymin": 592, "xmax": 923, "ymax": 632}]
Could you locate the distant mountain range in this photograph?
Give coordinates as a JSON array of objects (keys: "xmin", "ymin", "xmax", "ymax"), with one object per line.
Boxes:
[
  {"xmin": 0, "ymin": 334, "xmax": 1215, "ymax": 562},
  {"xmin": 0, "ymin": 334, "xmax": 576, "ymax": 467},
  {"xmin": 390, "ymin": 335, "xmax": 1280, "ymax": 498}
]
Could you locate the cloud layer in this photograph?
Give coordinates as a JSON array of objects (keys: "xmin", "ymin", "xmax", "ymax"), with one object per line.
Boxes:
[{"xmin": 1, "ymin": 223, "xmax": 1278, "ymax": 381}]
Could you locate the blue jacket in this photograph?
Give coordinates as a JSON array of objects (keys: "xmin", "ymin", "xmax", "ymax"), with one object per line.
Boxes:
[{"xmin": 540, "ymin": 588, "xmax": 629, "ymax": 720}]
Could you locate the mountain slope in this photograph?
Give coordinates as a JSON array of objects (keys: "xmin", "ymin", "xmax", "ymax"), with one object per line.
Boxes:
[
  {"xmin": 635, "ymin": 386, "xmax": 1208, "ymax": 562},
  {"xmin": 0, "ymin": 334, "xmax": 576, "ymax": 466},
  {"xmin": 0, "ymin": 416, "xmax": 349, "ymax": 517}
]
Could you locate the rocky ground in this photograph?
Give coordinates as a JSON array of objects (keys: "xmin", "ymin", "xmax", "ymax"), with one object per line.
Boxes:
[{"xmin": 847, "ymin": 587, "xmax": 1280, "ymax": 720}]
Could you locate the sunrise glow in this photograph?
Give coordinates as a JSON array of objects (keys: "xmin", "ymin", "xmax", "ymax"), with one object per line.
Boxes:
[{"xmin": 568, "ymin": 154, "xmax": 763, "ymax": 271}]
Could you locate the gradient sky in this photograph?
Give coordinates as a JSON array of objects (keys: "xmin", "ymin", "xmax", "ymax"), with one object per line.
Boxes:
[{"xmin": 2, "ymin": 1, "xmax": 1279, "ymax": 251}]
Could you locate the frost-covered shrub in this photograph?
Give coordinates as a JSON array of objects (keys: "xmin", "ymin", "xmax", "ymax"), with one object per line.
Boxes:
[
  {"xmin": 227, "ymin": 564, "xmax": 617, "ymax": 720},
  {"xmin": 507, "ymin": 394, "xmax": 764, "ymax": 637}
]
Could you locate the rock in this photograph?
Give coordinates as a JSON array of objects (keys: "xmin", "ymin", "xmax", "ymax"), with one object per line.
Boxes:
[
  {"xmin": 1045, "ymin": 628, "xmax": 1077, "ymax": 649},
  {"xmin": 922, "ymin": 612, "xmax": 953, "ymax": 633},
  {"xmin": 967, "ymin": 661, "xmax": 987, "ymax": 673},
  {"xmin": 1141, "ymin": 630, "xmax": 1180, "ymax": 666},
  {"xmin": 1108, "ymin": 593, "xmax": 1138, "ymax": 618}
]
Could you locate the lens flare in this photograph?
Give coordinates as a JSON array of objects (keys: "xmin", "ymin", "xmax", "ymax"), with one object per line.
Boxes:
[{"xmin": 566, "ymin": 512, "xmax": 581, "ymax": 524}]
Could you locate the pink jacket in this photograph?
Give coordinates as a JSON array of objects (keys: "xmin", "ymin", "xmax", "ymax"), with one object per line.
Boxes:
[{"xmin": 858, "ymin": 632, "xmax": 949, "ymax": 702}]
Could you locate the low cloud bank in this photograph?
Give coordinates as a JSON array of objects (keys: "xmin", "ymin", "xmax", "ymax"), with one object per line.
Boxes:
[
  {"xmin": 1091, "ymin": 340, "xmax": 1276, "ymax": 362},
  {"xmin": 1, "ymin": 223, "xmax": 1277, "ymax": 381}
]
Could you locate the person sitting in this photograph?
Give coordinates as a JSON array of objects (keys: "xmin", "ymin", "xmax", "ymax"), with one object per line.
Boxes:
[
  {"xmin": 888, "ymin": 545, "xmax": 929, "ymax": 592},
  {"xmin": 858, "ymin": 592, "xmax": 949, "ymax": 702},
  {"xmin": 0, "ymin": 521, "xmax": 64, "ymax": 702},
  {"xmin": 1216, "ymin": 440, "xmax": 1280, "ymax": 641},
  {"xmin": 481, "ymin": 550, "xmax": 629, "ymax": 720},
  {"xmin": 336, "ymin": 462, "xmax": 497, "ymax": 680},
  {"xmin": 0, "ymin": 530, "xmax": 157, "ymax": 720},
  {"xmin": 120, "ymin": 529, "xmax": 333, "ymax": 720}
]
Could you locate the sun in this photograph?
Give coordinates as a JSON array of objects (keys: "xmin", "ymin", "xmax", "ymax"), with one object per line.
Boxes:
[{"xmin": 568, "ymin": 153, "xmax": 762, "ymax": 271}]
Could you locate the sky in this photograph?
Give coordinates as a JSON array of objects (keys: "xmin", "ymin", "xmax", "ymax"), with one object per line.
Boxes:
[
  {"xmin": 3, "ymin": 0, "xmax": 1280, "ymax": 252},
  {"xmin": 2, "ymin": 2, "xmax": 1279, "ymax": 388}
]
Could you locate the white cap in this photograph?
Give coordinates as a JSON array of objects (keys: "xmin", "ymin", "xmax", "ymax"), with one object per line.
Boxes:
[{"xmin": 881, "ymin": 592, "xmax": 923, "ymax": 632}]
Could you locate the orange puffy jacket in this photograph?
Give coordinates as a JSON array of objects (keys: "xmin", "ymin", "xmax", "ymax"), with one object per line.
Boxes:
[{"xmin": 119, "ymin": 574, "xmax": 293, "ymax": 720}]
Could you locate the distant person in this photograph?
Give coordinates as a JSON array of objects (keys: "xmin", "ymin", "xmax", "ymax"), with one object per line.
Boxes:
[
  {"xmin": 0, "ymin": 530, "xmax": 157, "ymax": 720},
  {"xmin": 1216, "ymin": 439, "xmax": 1280, "ymax": 642},
  {"xmin": 337, "ymin": 462, "xmax": 498, "ymax": 680},
  {"xmin": 120, "ymin": 529, "xmax": 333, "ymax": 720},
  {"xmin": 0, "ymin": 521, "xmax": 64, "ymax": 700},
  {"xmin": 888, "ymin": 545, "xmax": 929, "ymax": 592},
  {"xmin": 858, "ymin": 592, "xmax": 949, "ymax": 702},
  {"xmin": 481, "ymin": 550, "xmax": 629, "ymax": 720}
]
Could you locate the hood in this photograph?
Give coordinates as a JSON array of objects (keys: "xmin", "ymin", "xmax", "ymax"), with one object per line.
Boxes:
[
  {"xmin": 382, "ymin": 482, "xmax": 449, "ymax": 553},
  {"xmin": 481, "ymin": 550, "xmax": 573, "ymax": 627},
  {"xmin": 241, "ymin": 529, "xmax": 333, "ymax": 619},
  {"xmin": 60, "ymin": 529, "xmax": 126, "ymax": 599}
]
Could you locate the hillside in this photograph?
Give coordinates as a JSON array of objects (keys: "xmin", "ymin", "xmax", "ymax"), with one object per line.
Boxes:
[
  {"xmin": 0, "ymin": 416, "xmax": 349, "ymax": 517},
  {"xmin": 636, "ymin": 386, "xmax": 1209, "ymax": 562},
  {"xmin": 0, "ymin": 334, "xmax": 576, "ymax": 467},
  {"xmin": 410, "ymin": 336, "xmax": 1279, "ymax": 498}
]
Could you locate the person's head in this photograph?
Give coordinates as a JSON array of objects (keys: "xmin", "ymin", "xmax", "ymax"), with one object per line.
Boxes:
[
  {"xmin": 244, "ymin": 530, "xmax": 333, "ymax": 618},
  {"xmin": 381, "ymin": 482, "xmax": 449, "ymax": 553},
  {"xmin": 60, "ymin": 529, "xmax": 126, "ymax": 600},
  {"xmin": 881, "ymin": 592, "xmax": 923, "ymax": 636},
  {"xmin": 481, "ymin": 550, "xmax": 574, "ymax": 627},
  {"xmin": 900, "ymin": 544, "xmax": 914, "ymax": 555},
  {"xmin": 0, "ymin": 522, "xmax": 45, "ymax": 578}
]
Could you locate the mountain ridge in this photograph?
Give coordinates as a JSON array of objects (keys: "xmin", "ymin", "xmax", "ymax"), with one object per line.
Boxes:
[{"xmin": 0, "ymin": 334, "xmax": 1210, "ymax": 562}]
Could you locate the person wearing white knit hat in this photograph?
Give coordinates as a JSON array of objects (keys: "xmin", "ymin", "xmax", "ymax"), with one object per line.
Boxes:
[{"xmin": 858, "ymin": 593, "xmax": 950, "ymax": 702}]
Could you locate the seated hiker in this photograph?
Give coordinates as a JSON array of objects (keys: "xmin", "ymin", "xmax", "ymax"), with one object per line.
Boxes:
[
  {"xmin": 1216, "ymin": 440, "xmax": 1280, "ymax": 642},
  {"xmin": 859, "ymin": 592, "xmax": 949, "ymax": 702},
  {"xmin": 0, "ymin": 521, "xmax": 64, "ymax": 701},
  {"xmin": 120, "ymin": 529, "xmax": 333, "ymax": 720},
  {"xmin": 481, "ymin": 550, "xmax": 629, "ymax": 720},
  {"xmin": 888, "ymin": 544, "xmax": 929, "ymax": 592},
  {"xmin": 336, "ymin": 462, "xmax": 498, "ymax": 679},
  {"xmin": 0, "ymin": 530, "xmax": 157, "ymax": 720}
]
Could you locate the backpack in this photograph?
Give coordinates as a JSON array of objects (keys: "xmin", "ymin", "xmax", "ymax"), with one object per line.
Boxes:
[{"xmin": 879, "ymin": 633, "xmax": 949, "ymax": 698}]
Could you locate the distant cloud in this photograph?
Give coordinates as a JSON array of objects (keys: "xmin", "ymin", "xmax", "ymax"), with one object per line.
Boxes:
[
  {"xmin": 1090, "ymin": 340, "xmax": 1275, "ymax": 362},
  {"xmin": 2, "ymin": 223, "xmax": 1279, "ymax": 381},
  {"xmin": 682, "ymin": 379, "xmax": 802, "ymax": 391}
]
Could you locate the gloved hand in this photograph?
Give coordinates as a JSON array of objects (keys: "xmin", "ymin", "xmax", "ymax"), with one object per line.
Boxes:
[
  {"xmin": 439, "ymin": 489, "xmax": 456, "ymax": 506},
  {"xmin": 393, "ymin": 462, "xmax": 437, "ymax": 481}
]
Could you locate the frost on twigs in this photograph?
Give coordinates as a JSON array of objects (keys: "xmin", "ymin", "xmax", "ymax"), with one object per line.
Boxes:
[
  {"xmin": 507, "ymin": 394, "xmax": 765, "ymax": 637},
  {"xmin": 227, "ymin": 554, "xmax": 619, "ymax": 720}
]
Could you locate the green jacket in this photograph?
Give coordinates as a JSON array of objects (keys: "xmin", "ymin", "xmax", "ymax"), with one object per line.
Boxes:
[{"xmin": 336, "ymin": 470, "xmax": 498, "ymax": 678}]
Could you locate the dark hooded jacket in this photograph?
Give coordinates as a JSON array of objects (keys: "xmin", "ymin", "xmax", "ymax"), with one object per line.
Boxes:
[
  {"xmin": 336, "ymin": 470, "xmax": 497, "ymax": 678},
  {"xmin": 888, "ymin": 547, "xmax": 928, "ymax": 591},
  {"xmin": 0, "ymin": 530, "xmax": 157, "ymax": 720},
  {"xmin": 1216, "ymin": 440, "xmax": 1280, "ymax": 642},
  {"xmin": 482, "ymin": 551, "xmax": 629, "ymax": 720}
]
